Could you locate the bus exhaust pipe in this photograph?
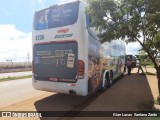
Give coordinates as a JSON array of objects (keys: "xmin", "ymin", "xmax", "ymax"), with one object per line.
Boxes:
[{"xmin": 69, "ymin": 90, "xmax": 76, "ymax": 95}]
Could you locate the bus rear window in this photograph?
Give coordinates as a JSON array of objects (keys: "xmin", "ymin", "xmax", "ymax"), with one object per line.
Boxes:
[
  {"xmin": 34, "ymin": 2, "xmax": 79, "ymax": 30},
  {"xmin": 33, "ymin": 42, "xmax": 78, "ymax": 80}
]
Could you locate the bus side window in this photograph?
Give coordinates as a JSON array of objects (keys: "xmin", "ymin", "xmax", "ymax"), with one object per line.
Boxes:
[{"xmin": 86, "ymin": 15, "xmax": 91, "ymax": 27}]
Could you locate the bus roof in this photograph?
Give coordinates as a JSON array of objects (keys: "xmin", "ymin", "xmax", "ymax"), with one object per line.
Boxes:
[{"xmin": 35, "ymin": 0, "xmax": 86, "ymax": 13}]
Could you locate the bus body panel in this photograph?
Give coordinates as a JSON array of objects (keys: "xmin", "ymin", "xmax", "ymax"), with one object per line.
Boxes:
[
  {"xmin": 88, "ymin": 32, "xmax": 104, "ymax": 93},
  {"xmin": 32, "ymin": 74, "xmax": 88, "ymax": 96},
  {"xmin": 126, "ymin": 55, "xmax": 137, "ymax": 68},
  {"xmin": 32, "ymin": 1, "xmax": 89, "ymax": 96},
  {"xmin": 32, "ymin": 0, "xmax": 126, "ymax": 96}
]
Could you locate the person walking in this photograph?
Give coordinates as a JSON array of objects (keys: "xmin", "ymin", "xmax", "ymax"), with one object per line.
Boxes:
[
  {"xmin": 136, "ymin": 59, "xmax": 144, "ymax": 74},
  {"xmin": 126, "ymin": 58, "xmax": 132, "ymax": 75}
]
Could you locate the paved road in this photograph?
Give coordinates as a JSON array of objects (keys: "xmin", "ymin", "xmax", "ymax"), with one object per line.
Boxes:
[
  {"xmin": 0, "ymin": 71, "xmax": 32, "ymax": 79},
  {"xmin": 0, "ymin": 68, "xmax": 159, "ymax": 120},
  {"xmin": 0, "ymin": 78, "xmax": 49, "ymax": 109},
  {"xmin": 0, "ymin": 78, "xmax": 90, "ymax": 120}
]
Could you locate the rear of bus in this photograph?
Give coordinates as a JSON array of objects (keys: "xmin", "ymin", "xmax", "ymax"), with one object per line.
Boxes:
[{"xmin": 32, "ymin": 1, "xmax": 88, "ymax": 96}]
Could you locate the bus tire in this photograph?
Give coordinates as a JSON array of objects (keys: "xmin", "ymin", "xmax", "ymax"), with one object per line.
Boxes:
[
  {"xmin": 109, "ymin": 70, "xmax": 113, "ymax": 85},
  {"xmin": 102, "ymin": 72, "xmax": 110, "ymax": 90},
  {"xmin": 121, "ymin": 73, "xmax": 124, "ymax": 78}
]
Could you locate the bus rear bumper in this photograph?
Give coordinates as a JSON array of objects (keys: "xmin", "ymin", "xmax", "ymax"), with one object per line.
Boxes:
[{"xmin": 32, "ymin": 77, "xmax": 88, "ymax": 96}]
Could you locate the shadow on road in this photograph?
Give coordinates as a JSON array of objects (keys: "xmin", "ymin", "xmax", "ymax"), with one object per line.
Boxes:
[
  {"xmin": 114, "ymin": 73, "xmax": 154, "ymax": 110},
  {"xmin": 34, "ymin": 73, "xmax": 154, "ymax": 120},
  {"xmin": 34, "ymin": 89, "xmax": 104, "ymax": 120},
  {"xmin": 34, "ymin": 93, "xmax": 87, "ymax": 111}
]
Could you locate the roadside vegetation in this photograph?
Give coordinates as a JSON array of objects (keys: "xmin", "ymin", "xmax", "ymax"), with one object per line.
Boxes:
[
  {"xmin": 87, "ymin": 0, "xmax": 160, "ymax": 97},
  {"xmin": 145, "ymin": 72, "xmax": 156, "ymax": 76},
  {"xmin": 154, "ymin": 99, "xmax": 159, "ymax": 105},
  {"xmin": 0, "ymin": 75, "xmax": 32, "ymax": 82}
]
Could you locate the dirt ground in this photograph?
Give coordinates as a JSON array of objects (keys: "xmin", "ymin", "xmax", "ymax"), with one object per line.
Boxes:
[
  {"xmin": 0, "ymin": 67, "xmax": 160, "ymax": 120},
  {"xmin": 63, "ymin": 67, "xmax": 160, "ymax": 120},
  {"xmin": 132, "ymin": 67, "xmax": 159, "ymax": 99}
]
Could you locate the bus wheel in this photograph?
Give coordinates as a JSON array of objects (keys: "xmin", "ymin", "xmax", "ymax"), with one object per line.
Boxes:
[
  {"xmin": 109, "ymin": 70, "xmax": 113, "ymax": 86},
  {"xmin": 121, "ymin": 73, "xmax": 124, "ymax": 78},
  {"xmin": 103, "ymin": 73, "xmax": 110, "ymax": 90}
]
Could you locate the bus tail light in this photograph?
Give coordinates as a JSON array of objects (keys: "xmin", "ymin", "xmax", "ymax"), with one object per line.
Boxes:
[{"xmin": 78, "ymin": 60, "xmax": 85, "ymax": 79}]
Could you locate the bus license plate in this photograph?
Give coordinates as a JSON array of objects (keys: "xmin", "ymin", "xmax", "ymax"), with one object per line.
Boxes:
[{"xmin": 50, "ymin": 78, "xmax": 58, "ymax": 81}]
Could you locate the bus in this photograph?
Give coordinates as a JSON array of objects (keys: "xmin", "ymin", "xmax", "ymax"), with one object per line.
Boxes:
[
  {"xmin": 126, "ymin": 55, "xmax": 137, "ymax": 68},
  {"xmin": 32, "ymin": 0, "xmax": 126, "ymax": 96}
]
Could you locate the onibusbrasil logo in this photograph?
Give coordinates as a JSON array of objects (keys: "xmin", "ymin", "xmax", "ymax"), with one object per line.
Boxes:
[{"xmin": 55, "ymin": 28, "xmax": 73, "ymax": 39}]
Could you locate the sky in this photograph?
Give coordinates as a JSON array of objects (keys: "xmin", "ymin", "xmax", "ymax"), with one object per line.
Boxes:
[
  {"xmin": 0, "ymin": 0, "xmax": 64, "ymax": 62},
  {"xmin": 0, "ymin": 0, "xmax": 141, "ymax": 62}
]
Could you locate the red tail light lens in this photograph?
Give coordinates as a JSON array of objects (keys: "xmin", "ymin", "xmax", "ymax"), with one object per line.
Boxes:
[{"xmin": 78, "ymin": 60, "xmax": 85, "ymax": 79}]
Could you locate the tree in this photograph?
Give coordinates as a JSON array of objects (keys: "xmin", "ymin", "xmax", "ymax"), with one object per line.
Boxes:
[
  {"xmin": 87, "ymin": 0, "xmax": 160, "ymax": 95},
  {"xmin": 136, "ymin": 49, "xmax": 153, "ymax": 72}
]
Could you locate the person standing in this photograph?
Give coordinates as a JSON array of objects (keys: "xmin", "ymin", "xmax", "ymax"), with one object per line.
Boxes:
[
  {"xmin": 126, "ymin": 58, "xmax": 132, "ymax": 75},
  {"xmin": 136, "ymin": 59, "xmax": 144, "ymax": 74},
  {"xmin": 127, "ymin": 58, "xmax": 132, "ymax": 75}
]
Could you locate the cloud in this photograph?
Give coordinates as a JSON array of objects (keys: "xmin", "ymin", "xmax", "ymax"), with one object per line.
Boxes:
[
  {"xmin": 38, "ymin": 0, "xmax": 45, "ymax": 7},
  {"xmin": 0, "ymin": 25, "xmax": 32, "ymax": 62},
  {"xmin": 125, "ymin": 42, "xmax": 142, "ymax": 56}
]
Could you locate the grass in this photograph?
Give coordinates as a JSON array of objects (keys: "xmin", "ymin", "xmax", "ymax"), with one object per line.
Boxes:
[
  {"xmin": 145, "ymin": 72, "xmax": 157, "ymax": 76},
  {"xmin": 156, "ymin": 97, "xmax": 160, "ymax": 105},
  {"xmin": 142, "ymin": 100, "xmax": 154, "ymax": 110},
  {"xmin": 139, "ymin": 100, "xmax": 160, "ymax": 120},
  {"xmin": 154, "ymin": 99, "xmax": 159, "ymax": 105},
  {"xmin": 0, "ymin": 75, "xmax": 32, "ymax": 82},
  {"xmin": 138, "ymin": 72, "xmax": 156, "ymax": 76}
]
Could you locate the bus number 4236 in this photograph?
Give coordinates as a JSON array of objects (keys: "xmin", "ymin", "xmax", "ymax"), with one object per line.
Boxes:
[{"xmin": 35, "ymin": 35, "xmax": 44, "ymax": 41}]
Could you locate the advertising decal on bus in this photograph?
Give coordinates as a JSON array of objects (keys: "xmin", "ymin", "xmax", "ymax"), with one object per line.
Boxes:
[{"xmin": 55, "ymin": 28, "xmax": 73, "ymax": 39}]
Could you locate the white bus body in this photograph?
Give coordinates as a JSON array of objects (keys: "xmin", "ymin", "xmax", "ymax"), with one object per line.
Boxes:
[{"xmin": 32, "ymin": 0, "xmax": 126, "ymax": 96}]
